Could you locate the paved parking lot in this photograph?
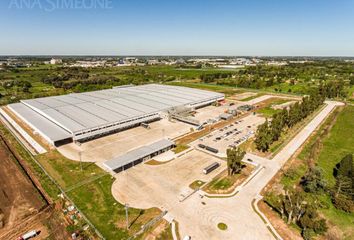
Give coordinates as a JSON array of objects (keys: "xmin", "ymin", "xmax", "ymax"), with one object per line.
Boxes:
[
  {"xmin": 112, "ymin": 150, "xmax": 225, "ymax": 209},
  {"xmin": 191, "ymin": 114, "xmax": 265, "ymax": 157}
]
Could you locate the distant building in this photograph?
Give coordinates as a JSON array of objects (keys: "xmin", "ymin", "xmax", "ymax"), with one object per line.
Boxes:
[
  {"xmin": 50, "ymin": 58, "xmax": 62, "ymax": 65},
  {"xmin": 148, "ymin": 59, "xmax": 159, "ymax": 65}
]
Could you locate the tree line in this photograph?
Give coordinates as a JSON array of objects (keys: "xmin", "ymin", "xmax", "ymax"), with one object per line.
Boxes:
[
  {"xmin": 255, "ymin": 91, "xmax": 325, "ymax": 152},
  {"xmin": 265, "ymin": 187, "xmax": 327, "ymax": 239},
  {"xmin": 200, "ymin": 72, "xmax": 234, "ymax": 83},
  {"xmin": 332, "ymin": 154, "xmax": 353, "ymax": 212}
]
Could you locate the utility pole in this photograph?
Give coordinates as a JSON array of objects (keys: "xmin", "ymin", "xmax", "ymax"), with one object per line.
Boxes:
[
  {"xmin": 125, "ymin": 203, "xmax": 129, "ymax": 230},
  {"xmin": 79, "ymin": 151, "xmax": 83, "ymax": 171}
]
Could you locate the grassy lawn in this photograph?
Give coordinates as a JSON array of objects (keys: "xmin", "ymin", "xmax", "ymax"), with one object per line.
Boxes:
[
  {"xmin": 189, "ymin": 180, "xmax": 206, "ymax": 190},
  {"xmin": 68, "ymin": 175, "xmax": 161, "ymax": 240},
  {"xmin": 240, "ymin": 93, "xmax": 264, "ymax": 101},
  {"xmin": 217, "ymin": 222, "xmax": 228, "ymax": 230},
  {"xmin": 172, "ymin": 144, "xmax": 190, "ymax": 154},
  {"xmin": 256, "ymin": 107, "xmax": 281, "ymax": 118},
  {"xmin": 166, "ymin": 81, "xmax": 242, "ymax": 96},
  {"xmin": 145, "ymin": 159, "xmax": 172, "ymax": 165},
  {"xmin": 208, "ymin": 176, "xmax": 234, "ymax": 190},
  {"xmin": 36, "ymin": 150, "xmax": 104, "ymax": 190},
  {"xmin": 155, "ymin": 221, "xmax": 173, "ymax": 240},
  {"xmin": 315, "ymin": 105, "xmax": 354, "ymax": 186},
  {"xmin": 203, "ymin": 165, "xmax": 253, "ymax": 194},
  {"xmin": 263, "ymin": 82, "xmax": 309, "ymax": 94},
  {"xmin": 255, "ymin": 98, "xmax": 289, "ymax": 117},
  {"xmin": 37, "ymin": 152, "xmax": 162, "ymax": 239}
]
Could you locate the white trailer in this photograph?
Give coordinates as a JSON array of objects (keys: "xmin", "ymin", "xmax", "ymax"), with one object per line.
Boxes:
[{"xmin": 18, "ymin": 230, "xmax": 37, "ymax": 240}]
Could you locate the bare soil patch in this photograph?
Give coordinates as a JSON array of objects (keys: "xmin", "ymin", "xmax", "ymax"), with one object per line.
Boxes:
[
  {"xmin": 0, "ymin": 140, "xmax": 46, "ymax": 231},
  {"xmin": 258, "ymin": 201, "xmax": 302, "ymax": 240}
]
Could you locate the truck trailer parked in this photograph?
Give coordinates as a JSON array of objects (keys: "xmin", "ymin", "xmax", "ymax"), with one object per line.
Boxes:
[
  {"xmin": 18, "ymin": 230, "xmax": 38, "ymax": 240},
  {"xmin": 203, "ymin": 162, "xmax": 220, "ymax": 174}
]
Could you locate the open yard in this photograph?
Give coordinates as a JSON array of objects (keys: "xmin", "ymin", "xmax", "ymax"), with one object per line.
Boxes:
[
  {"xmin": 112, "ymin": 150, "xmax": 226, "ymax": 209},
  {"xmin": 57, "ymin": 118, "xmax": 191, "ymax": 163}
]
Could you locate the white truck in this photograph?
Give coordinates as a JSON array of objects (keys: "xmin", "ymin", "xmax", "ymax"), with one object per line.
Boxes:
[{"xmin": 18, "ymin": 230, "xmax": 38, "ymax": 240}]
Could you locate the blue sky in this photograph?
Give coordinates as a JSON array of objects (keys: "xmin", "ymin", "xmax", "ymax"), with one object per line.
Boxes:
[{"xmin": 0, "ymin": 0, "xmax": 354, "ymax": 56}]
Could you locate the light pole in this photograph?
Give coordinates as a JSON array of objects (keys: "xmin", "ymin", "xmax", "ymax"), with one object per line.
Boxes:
[
  {"xmin": 79, "ymin": 151, "xmax": 83, "ymax": 171},
  {"xmin": 125, "ymin": 203, "xmax": 129, "ymax": 230}
]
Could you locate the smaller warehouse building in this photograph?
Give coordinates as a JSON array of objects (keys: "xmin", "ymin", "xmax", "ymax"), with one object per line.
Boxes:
[
  {"xmin": 103, "ymin": 139, "xmax": 175, "ymax": 173},
  {"xmin": 219, "ymin": 113, "xmax": 233, "ymax": 120}
]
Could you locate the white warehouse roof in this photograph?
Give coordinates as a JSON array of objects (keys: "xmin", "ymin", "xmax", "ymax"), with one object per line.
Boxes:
[
  {"xmin": 103, "ymin": 139, "xmax": 175, "ymax": 171},
  {"xmin": 9, "ymin": 84, "xmax": 224, "ymax": 144}
]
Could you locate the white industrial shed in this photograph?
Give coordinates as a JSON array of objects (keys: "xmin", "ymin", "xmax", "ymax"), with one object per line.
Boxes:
[
  {"xmin": 103, "ymin": 139, "xmax": 175, "ymax": 173},
  {"xmin": 8, "ymin": 84, "xmax": 224, "ymax": 146}
]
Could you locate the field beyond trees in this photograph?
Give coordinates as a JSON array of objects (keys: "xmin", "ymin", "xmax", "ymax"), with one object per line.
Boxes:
[
  {"xmin": 264, "ymin": 105, "xmax": 354, "ymax": 240},
  {"xmin": 1, "ymin": 60, "xmax": 353, "ymax": 105}
]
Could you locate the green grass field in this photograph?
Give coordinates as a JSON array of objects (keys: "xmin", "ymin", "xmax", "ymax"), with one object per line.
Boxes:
[
  {"xmin": 172, "ymin": 144, "xmax": 190, "ymax": 154},
  {"xmin": 316, "ymin": 105, "xmax": 354, "ymax": 186},
  {"xmin": 255, "ymin": 98, "xmax": 288, "ymax": 117},
  {"xmin": 281, "ymin": 105, "xmax": 354, "ymax": 239},
  {"xmin": 166, "ymin": 81, "xmax": 243, "ymax": 96}
]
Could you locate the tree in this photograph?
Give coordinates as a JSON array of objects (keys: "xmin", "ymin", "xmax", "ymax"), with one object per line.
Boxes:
[
  {"xmin": 265, "ymin": 188, "xmax": 327, "ymax": 237},
  {"xmin": 299, "ymin": 206, "xmax": 328, "ymax": 236},
  {"xmin": 350, "ymin": 76, "xmax": 354, "ymax": 86},
  {"xmin": 254, "ymin": 119, "xmax": 272, "ymax": 152},
  {"xmin": 226, "ymin": 147, "xmax": 245, "ymax": 176},
  {"xmin": 301, "ymin": 167, "xmax": 327, "ymax": 193},
  {"xmin": 270, "ymin": 112, "xmax": 285, "ymax": 141},
  {"xmin": 334, "ymin": 154, "xmax": 353, "ymax": 179},
  {"xmin": 332, "ymin": 154, "xmax": 354, "ymax": 212},
  {"xmin": 333, "ymin": 154, "xmax": 353, "ymax": 198}
]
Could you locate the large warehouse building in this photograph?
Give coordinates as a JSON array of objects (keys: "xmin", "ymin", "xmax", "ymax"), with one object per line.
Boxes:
[{"xmin": 8, "ymin": 84, "xmax": 224, "ymax": 146}]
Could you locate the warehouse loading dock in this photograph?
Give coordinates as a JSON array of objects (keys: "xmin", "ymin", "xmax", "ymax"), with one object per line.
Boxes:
[
  {"xmin": 103, "ymin": 139, "xmax": 175, "ymax": 173},
  {"xmin": 7, "ymin": 84, "xmax": 224, "ymax": 145}
]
